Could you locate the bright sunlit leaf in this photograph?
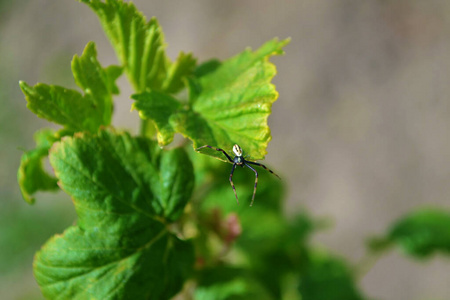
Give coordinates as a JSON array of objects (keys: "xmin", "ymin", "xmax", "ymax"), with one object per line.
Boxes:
[
  {"xmin": 82, "ymin": 0, "xmax": 196, "ymax": 93},
  {"xmin": 174, "ymin": 38, "xmax": 290, "ymax": 161}
]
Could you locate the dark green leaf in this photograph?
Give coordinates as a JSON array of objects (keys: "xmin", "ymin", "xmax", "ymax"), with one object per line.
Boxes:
[
  {"xmin": 17, "ymin": 129, "xmax": 64, "ymax": 204},
  {"xmin": 299, "ymin": 253, "xmax": 364, "ymax": 300},
  {"xmin": 194, "ymin": 59, "xmax": 221, "ymax": 78},
  {"xmin": 82, "ymin": 0, "xmax": 195, "ymax": 93},
  {"xmin": 34, "ymin": 129, "xmax": 195, "ymax": 299},
  {"xmin": 236, "ymin": 210, "xmax": 314, "ymax": 299},
  {"xmin": 193, "ymin": 159, "xmax": 301, "ymax": 298},
  {"xmin": 195, "ymin": 267, "xmax": 274, "ymax": 300},
  {"xmin": 159, "ymin": 147, "xmax": 195, "ymax": 221},
  {"xmin": 370, "ymin": 208, "xmax": 450, "ymax": 258},
  {"xmin": 173, "ymin": 38, "xmax": 290, "ymax": 161},
  {"xmin": 20, "ymin": 42, "xmax": 121, "ymax": 132},
  {"xmin": 132, "ymin": 91, "xmax": 181, "ymax": 146}
]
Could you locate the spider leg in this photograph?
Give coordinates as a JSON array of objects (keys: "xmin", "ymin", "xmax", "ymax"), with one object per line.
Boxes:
[
  {"xmin": 196, "ymin": 145, "xmax": 233, "ymax": 163},
  {"xmin": 229, "ymin": 163, "xmax": 239, "ymax": 204},
  {"xmin": 244, "ymin": 163, "xmax": 258, "ymax": 207},
  {"xmin": 245, "ymin": 161, "xmax": 281, "ymax": 179}
]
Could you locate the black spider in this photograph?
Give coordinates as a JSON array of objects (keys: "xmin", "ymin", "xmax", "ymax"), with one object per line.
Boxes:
[{"xmin": 196, "ymin": 144, "xmax": 280, "ymax": 206}]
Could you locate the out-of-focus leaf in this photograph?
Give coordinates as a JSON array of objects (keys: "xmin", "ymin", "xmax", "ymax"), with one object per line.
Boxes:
[
  {"xmin": 82, "ymin": 0, "xmax": 196, "ymax": 93},
  {"xmin": 193, "ymin": 157, "xmax": 308, "ymax": 299},
  {"xmin": 104, "ymin": 65, "xmax": 123, "ymax": 95},
  {"xmin": 236, "ymin": 209, "xmax": 315, "ymax": 299},
  {"xmin": 193, "ymin": 59, "xmax": 221, "ymax": 78},
  {"xmin": 194, "ymin": 267, "xmax": 274, "ymax": 300},
  {"xmin": 20, "ymin": 42, "xmax": 121, "ymax": 132},
  {"xmin": 195, "ymin": 156, "xmax": 284, "ymax": 210},
  {"xmin": 17, "ymin": 128, "xmax": 68, "ymax": 204},
  {"xmin": 34, "ymin": 129, "xmax": 194, "ymax": 299},
  {"xmin": 173, "ymin": 38, "xmax": 289, "ymax": 161},
  {"xmin": 298, "ymin": 252, "xmax": 364, "ymax": 300},
  {"xmin": 369, "ymin": 208, "xmax": 450, "ymax": 258}
]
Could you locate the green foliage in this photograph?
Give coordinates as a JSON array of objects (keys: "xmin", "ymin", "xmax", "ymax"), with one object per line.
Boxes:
[
  {"xmin": 35, "ymin": 129, "xmax": 194, "ymax": 299},
  {"xmin": 369, "ymin": 208, "xmax": 450, "ymax": 258},
  {"xmin": 299, "ymin": 252, "xmax": 364, "ymax": 300},
  {"xmin": 194, "ymin": 267, "xmax": 274, "ymax": 300},
  {"xmin": 133, "ymin": 38, "xmax": 289, "ymax": 156},
  {"xmin": 17, "ymin": 129, "xmax": 60, "ymax": 204},
  {"xmin": 132, "ymin": 91, "xmax": 181, "ymax": 145},
  {"xmin": 18, "ymin": 42, "xmax": 121, "ymax": 204},
  {"xmin": 20, "ymin": 42, "xmax": 121, "ymax": 132},
  {"xmin": 81, "ymin": 0, "xmax": 196, "ymax": 94},
  {"xmin": 181, "ymin": 38, "xmax": 288, "ymax": 161},
  {"xmin": 17, "ymin": 1, "xmax": 450, "ymax": 299}
]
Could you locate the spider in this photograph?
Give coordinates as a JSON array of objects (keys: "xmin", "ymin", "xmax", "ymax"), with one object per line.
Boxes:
[{"xmin": 196, "ymin": 144, "xmax": 280, "ymax": 206}]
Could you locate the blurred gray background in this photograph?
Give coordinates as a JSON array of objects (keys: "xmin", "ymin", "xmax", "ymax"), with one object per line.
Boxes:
[{"xmin": 1, "ymin": 1, "xmax": 450, "ymax": 299}]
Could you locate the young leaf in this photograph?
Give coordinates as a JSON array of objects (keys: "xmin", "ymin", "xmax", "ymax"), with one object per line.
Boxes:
[
  {"xmin": 369, "ymin": 208, "xmax": 450, "ymax": 258},
  {"xmin": 34, "ymin": 129, "xmax": 194, "ymax": 299},
  {"xmin": 132, "ymin": 91, "xmax": 181, "ymax": 146},
  {"xmin": 82, "ymin": 0, "xmax": 196, "ymax": 93},
  {"xmin": 173, "ymin": 38, "xmax": 290, "ymax": 161},
  {"xmin": 161, "ymin": 52, "xmax": 197, "ymax": 94},
  {"xmin": 20, "ymin": 42, "xmax": 121, "ymax": 132},
  {"xmin": 71, "ymin": 42, "xmax": 121, "ymax": 125},
  {"xmin": 17, "ymin": 129, "xmax": 61, "ymax": 204}
]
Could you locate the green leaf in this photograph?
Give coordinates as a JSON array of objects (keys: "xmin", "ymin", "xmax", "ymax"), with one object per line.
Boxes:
[
  {"xmin": 369, "ymin": 208, "xmax": 450, "ymax": 258},
  {"xmin": 20, "ymin": 42, "xmax": 121, "ymax": 132},
  {"xmin": 193, "ymin": 160, "xmax": 299, "ymax": 299},
  {"xmin": 104, "ymin": 65, "xmax": 123, "ymax": 94},
  {"xmin": 161, "ymin": 51, "xmax": 197, "ymax": 94},
  {"xmin": 17, "ymin": 128, "xmax": 66, "ymax": 204},
  {"xmin": 299, "ymin": 252, "xmax": 364, "ymax": 300},
  {"xmin": 132, "ymin": 91, "xmax": 181, "ymax": 146},
  {"xmin": 34, "ymin": 129, "xmax": 195, "ymax": 299},
  {"xmin": 173, "ymin": 38, "xmax": 290, "ymax": 161},
  {"xmin": 50, "ymin": 129, "xmax": 194, "ymax": 222},
  {"xmin": 194, "ymin": 59, "xmax": 221, "ymax": 78},
  {"xmin": 82, "ymin": 0, "xmax": 196, "ymax": 93},
  {"xmin": 195, "ymin": 267, "xmax": 274, "ymax": 300},
  {"xmin": 71, "ymin": 42, "xmax": 121, "ymax": 125},
  {"xmin": 159, "ymin": 147, "xmax": 195, "ymax": 221}
]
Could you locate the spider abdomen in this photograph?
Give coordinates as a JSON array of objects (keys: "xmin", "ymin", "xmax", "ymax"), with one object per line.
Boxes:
[{"xmin": 233, "ymin": 156, "xmax": 244, "ymax": 165}]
